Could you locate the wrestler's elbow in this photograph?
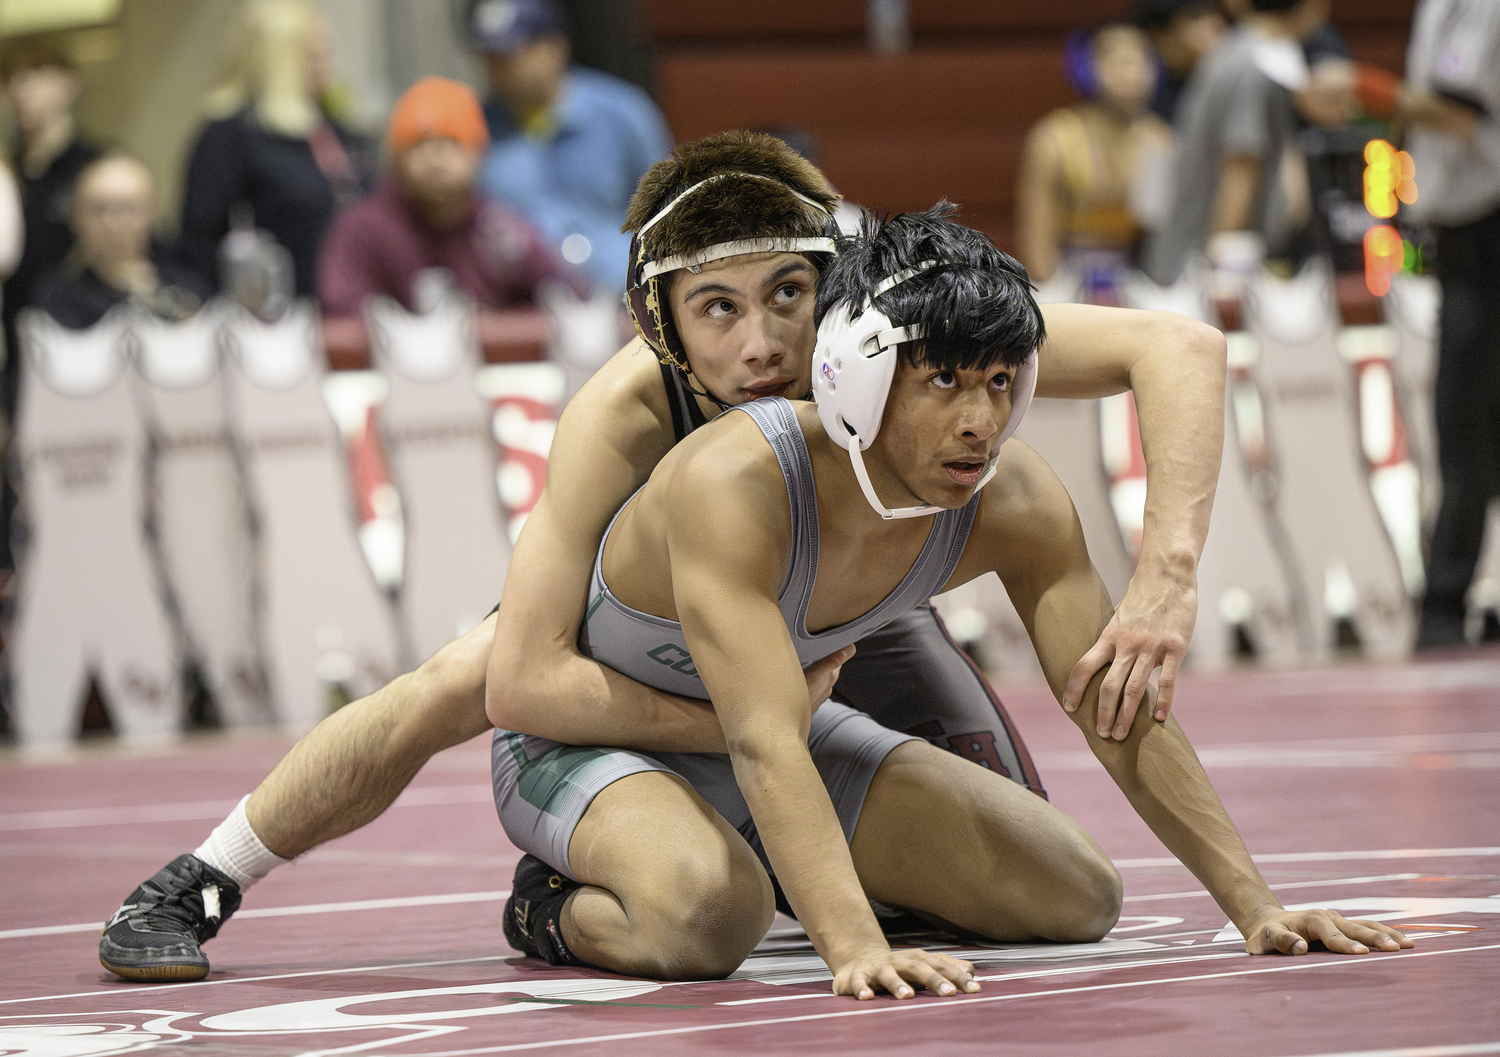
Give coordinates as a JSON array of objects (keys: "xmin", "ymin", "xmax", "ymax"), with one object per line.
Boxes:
[
  {"xmin": 484, "ymin": 636, "xmax": 540, "ymax": 730},
  {"xmin": 1146, "ymin": 311, "xmax": 1226, "ymax": 376}
]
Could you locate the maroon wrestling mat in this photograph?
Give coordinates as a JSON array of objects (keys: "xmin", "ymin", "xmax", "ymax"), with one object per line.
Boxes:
[{"xmin": 3, "ymin": 653, "xmax": 1498, "ymax": 1056}]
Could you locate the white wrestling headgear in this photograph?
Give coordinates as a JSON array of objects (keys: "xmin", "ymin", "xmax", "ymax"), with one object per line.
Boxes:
[{"xmin": 811, "ymin": 261, "xmax": 1039, "ymax": 520}]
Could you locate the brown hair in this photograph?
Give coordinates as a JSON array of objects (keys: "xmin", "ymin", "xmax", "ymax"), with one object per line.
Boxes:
[{"xmin": 0, "ymin": 32, "xmax": 76, "ymax": 82}]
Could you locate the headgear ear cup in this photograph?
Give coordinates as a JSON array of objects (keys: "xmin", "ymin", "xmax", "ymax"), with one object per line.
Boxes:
[{"xmin": 1064, "ymin": 29, "xmax": 1099, "ymax": 100}]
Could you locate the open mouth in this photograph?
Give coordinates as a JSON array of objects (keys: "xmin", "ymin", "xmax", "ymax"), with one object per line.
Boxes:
[{"xmin": 944, "ymin": 459, "xmax": 987, "ymax": 486}]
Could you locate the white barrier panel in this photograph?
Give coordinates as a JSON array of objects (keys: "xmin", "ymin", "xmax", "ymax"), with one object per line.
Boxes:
[
  {"xmin": 541, "ymin": 282, "xmax": 629, "ymax": 405},
  {"xmin": 474, "ymin": 361, "xmax": 565, "ymax": 548},
  {"xmin": 1244, "ymin": 259, "xmax": 1413, "ymax": 657},
  {"xmin": 11, "ymin": 309, "xmax": 180, "ymax": 743},
  {"xmin": 1337, "ymin": 326, "xmax": 1425, "ymax": 599},
  {"xmin": 367, "ymin": 295, "xmax": 513, "ymax": 662},
  {"xmin": 322, "ymin": 369, "xmax": 404, "ymax": 597},
  {"xmin": 134, "ymin": 305, "xmax": 269, "ymax": 727},
  {"xmin": 1192, "ymin": 334, "xmax": 1306, "ymax": 667},
  {"xmin": 1117, "ymin": 263, "xmax": 1304, "ymax": 668},
  {"xmin": 223, "ymin": 303, "xmax": 400, "ymax": 730}
]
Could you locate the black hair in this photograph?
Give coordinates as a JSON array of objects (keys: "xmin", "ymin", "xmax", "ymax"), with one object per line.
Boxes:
[
  {"xmin": 814, "ymin": 202, "xmax": 1045, "ymax": 373},
  {"xmin": 1134, "ymin": 0, "xmax": 1222, "ymax": 32}
]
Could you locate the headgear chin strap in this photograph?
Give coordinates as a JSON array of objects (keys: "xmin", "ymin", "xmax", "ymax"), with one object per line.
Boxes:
[
  {"xmin": 811, "ymin": 262, "xmax": 1039, "ymax": 520},
  {"xmin": 625, "ymin": 172, "xmax": 838, "ymax": 393}
]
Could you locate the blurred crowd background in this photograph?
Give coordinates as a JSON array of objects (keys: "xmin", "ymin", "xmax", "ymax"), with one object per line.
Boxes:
[{"xmin": 0, "ymin": 0, "xmax": 1494, "ymax": 744}]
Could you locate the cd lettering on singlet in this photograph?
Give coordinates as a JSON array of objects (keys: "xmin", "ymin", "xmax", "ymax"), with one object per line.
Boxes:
[{"xmin": 646, "ymin": 643, "xmax": 699, "ymax": 677}]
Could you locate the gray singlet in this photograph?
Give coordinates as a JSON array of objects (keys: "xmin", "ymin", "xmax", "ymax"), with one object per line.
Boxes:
[{"xmin": 578, "ymin": 396, "xmax": 981, "ymax": 698}]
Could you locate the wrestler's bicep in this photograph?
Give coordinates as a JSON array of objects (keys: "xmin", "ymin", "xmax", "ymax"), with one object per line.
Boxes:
[
  {"xmin": 492, "ymin": 372, "xmax": 671, "ymax": 658},
  {"xmin": 667, "ymin": 467, "xmax": 808, "ymax": 745}
]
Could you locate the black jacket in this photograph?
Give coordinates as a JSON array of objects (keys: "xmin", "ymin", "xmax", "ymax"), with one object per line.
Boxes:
[
  {"xmin": 32, "ymin": 245, "xmax": 214, "ymax": 331},
  {"xmin": 178, "ymin": 108, "xmax": 370, "ymax": 298}
]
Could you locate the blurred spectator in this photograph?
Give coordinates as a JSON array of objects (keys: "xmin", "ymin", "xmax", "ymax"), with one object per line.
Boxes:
[
  {"xmin": 1, "ymin": 33, "xmax": 97, "ymax": 406},
  {"xmin": 1135, "ymin": 0, "xmax": 1227, "ymax": 123},
  {"xmin": 1015, "ymin": 23, "xmax": 1173, "ymax": 285},
  {"xmin": 32, "ymin": 155, "xmax": 211, "ymax": 330},
  {"xmin": 1400, "ymin": 0, "xmax": 1500, "ymax": 648},
  {"xmin": 0, "ymin": 33, "xmax": 94, "ymax": 577},
  {"xmin": 1140, "ymin": 0, "xmax": 1330, "ymax": 287},
  {"xmin": 178, "ymin": 0, "xmax": 372, "ymax": 305},
  {"xmin": 318, "ymin": 77, "xmax": 587, "ymax": 318},
  {"xmin": 469, "ymin": 0, "xmax": 672, "ymax": 292},
  {"xmin": 0, "ymin": 163, "xmax": 19, "ymax": 286}
]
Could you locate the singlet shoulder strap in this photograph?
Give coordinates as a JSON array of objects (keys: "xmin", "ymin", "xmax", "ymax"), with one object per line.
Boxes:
[
  {"xmin": 660, "ymin": 361, "xmax": 711, "ymax": 444},
  {"xmin": 730, "ymin": 397, "xmax": 818, "ymax": 606}
]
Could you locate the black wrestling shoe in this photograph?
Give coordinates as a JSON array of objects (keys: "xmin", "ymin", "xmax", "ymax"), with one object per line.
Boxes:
[
  {"xmin": 99, "ymin": 854, "xmax": 242, "ymax": 982},
  {"xmin": 503, "ymin": 854, "xmax": 584, "ymax": 966}
]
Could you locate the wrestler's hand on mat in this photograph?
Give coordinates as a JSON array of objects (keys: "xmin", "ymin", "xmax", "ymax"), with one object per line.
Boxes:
[
  {"xmin": 1062, "ymin": 569, "xmax": 1197, "ymax": 740},
  {"xmin": 833, "ymin": 945, "xmax": 980, "ymax": 1001},
  {"xmin": 804, "ymin": 645, "xmax": 855, "ymax": 712},
  {"xmin": 1244, "ymin": 909, "xmax": 1413, "ymax": 955}
]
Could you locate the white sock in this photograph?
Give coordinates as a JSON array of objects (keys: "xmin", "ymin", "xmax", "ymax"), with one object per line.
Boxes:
[{"xmin": 194, "ymin": 796, "xmax": 290, "ymax": 890}]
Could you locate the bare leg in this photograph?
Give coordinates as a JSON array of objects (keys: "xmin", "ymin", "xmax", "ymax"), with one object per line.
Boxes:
[
  {"xmin": 850, "ymin": 741, "xmax": 1122, "ymax": 943},
  {"xmin": 246, "ymin": 612, "xmax": 497, "ymax": 857},
  {"xmin": 560, "ymin": 771, "xmax": 775, "ymax": 979}
]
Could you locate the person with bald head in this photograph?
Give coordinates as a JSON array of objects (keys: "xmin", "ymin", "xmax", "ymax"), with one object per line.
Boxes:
[{"xmin": 33, "ymin": 154, "xmax": 212, "ymax": 329}]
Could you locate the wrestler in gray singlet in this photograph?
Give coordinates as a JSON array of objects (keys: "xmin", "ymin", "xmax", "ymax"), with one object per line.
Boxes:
[
  {"xmin": 491, "ymin": 398, "xmax": 978, "ymax": 878},
  {"xmin": 659, "ymin": 363, "xmax": 1045, "ymax": 791}
]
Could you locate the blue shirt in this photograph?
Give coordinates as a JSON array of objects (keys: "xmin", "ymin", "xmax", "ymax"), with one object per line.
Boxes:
[{"xmin": 481, "ymin": 66, "xmax": 672, "ymax": 292}]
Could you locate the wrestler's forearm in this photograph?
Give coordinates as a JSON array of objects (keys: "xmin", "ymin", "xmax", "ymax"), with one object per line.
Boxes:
[
  {"xmin": 487, "ymin": 645, "xmax": 726, "ymax": 752},
  {"xmin": 1035, "ymin": 306, "xmax": 1224, "ymax": 578},
  {"xmin": 1030, "ymin": 565, "xmax": 1277, "ymax": 932},
  {"xmin": 1127, "ymin": 311, "xmax": 1225, "ymax": 584},
  {"xmin": 1074, "ymin": 691, "xmax": 1282, "ymax": 932},
  {"xmin": 731, "ymin": 735, "xmax": 890, "ymax": 966}
]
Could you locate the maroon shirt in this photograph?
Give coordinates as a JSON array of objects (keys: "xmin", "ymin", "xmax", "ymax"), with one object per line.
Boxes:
[{"xmin": 317, "ymin": 177, "xmax": 588, "ymax": 316}]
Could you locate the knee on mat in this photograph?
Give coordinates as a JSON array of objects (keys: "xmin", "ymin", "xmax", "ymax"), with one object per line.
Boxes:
[
  {"xmin": 1030, "ymin": 847, "xmax": 1123, "ymax": 943},
  {"xmin": 650, "ymin": 853, "xmax": 775, "ymax": 979}
]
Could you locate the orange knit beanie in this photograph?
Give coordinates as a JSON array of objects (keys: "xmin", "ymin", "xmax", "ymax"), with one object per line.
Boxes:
[{"xmin": 387, "ymin": 76, "xmax": 490, "ymax": 156}]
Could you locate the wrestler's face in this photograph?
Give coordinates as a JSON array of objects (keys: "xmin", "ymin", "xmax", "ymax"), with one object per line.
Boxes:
[
  {"xmin": 668, "ymin": 251, "xmax": 818, "ymax": 405},
  {"xmin": 869, "ymin": 356, "xmax": 1016, "ymax": 509}
]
